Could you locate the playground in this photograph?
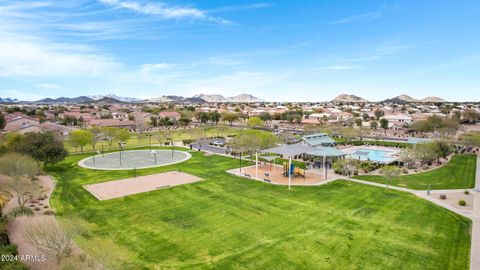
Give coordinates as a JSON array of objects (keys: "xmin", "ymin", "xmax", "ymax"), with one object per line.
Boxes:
[
  {"xmin": 239, "ymin": 163, "xmax": 327, "ymax": 185},
  {"xmin": 78, "ymin": 149, "xmax": 191, "ymax": 170}
]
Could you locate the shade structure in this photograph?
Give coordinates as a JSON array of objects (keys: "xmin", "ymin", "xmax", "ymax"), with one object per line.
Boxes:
[
  {"xmin": 258, "ymin": 155, "xmax": 281, "ymax": 161},
  {"xmin": 302, "ymin": 133, "xmax": 336, "ymax": 147},
  {"xmin": 307, "ymin": 147, "xmax": 346, "ymax": 158},
  {"xmin": 262, "ymin": 143, "xmax": 316, "ymax": 157}
]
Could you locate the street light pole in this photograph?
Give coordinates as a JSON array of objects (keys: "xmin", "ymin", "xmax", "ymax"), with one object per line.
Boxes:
[
  {"xmin": 101, "ymin": 139, "xmax": 105, "ymax": 157},
  {"xmin": 118, "ymin": 142, "xmax": 125, "ymax": 166},
  {"xmin": 172, "ymin": 138, "xmax": 174, "ymax": 158},
  {"xmin": 146, "ymin": 133, "xmax": 152, "ymax": 151}
]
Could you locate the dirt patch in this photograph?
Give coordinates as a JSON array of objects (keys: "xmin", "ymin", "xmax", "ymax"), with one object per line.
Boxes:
[
  {"xmin": 83, "ymin": 171, "xmax": 203, "ymax": 200},
  {"xmin": 431, "ymin": 191, "xmax": 474, "ymax": 210}
]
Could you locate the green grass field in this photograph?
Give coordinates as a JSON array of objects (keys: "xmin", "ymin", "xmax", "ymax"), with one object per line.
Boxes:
[
  {"xmin": 66, "ymin": 126, "xmax": 240, "ymax": 153},
  {"xmin": 354, "ymin": 154, "xmax": 477, "ymax": 190},
  {"xmin": 46, "ymin": 148, "xmax": 471, "ymax": 269}
]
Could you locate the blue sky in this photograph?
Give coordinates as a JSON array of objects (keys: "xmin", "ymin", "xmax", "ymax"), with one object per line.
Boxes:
[{"xmin": 0, "ymin": 0, "xmax": 479, "ymax": 101}]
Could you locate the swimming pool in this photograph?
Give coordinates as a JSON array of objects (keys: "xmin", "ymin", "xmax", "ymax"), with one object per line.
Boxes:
[{"xmin": 346, "ymin": 148, "xmax": 397, "ymax": 163}]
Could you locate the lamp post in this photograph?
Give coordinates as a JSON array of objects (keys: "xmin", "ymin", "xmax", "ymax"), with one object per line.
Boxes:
[
  {"xmin": 145, "ymin": 133, "xmax": 152, "ymax": 151},
  {"xmin": 239, "ymin": 150, "xmax": 242, "ymax": 173},
  {"xmin": 151, "ymin": 150, "xmax": 157, "ymax": 165},
  {"xmin": 167, "ymin": 137, "xmax": 174, "ymax": 158},
  {"xmin": 93, "ymin": 150, "xmax": 101, "ymax": 165},
  {"xmin": 118, "ymin": 141, "xmax": 126, "ymax": 166},
  {"xmin": 101, "ymin": 138, "xmax": 107, "ymax": 157}
]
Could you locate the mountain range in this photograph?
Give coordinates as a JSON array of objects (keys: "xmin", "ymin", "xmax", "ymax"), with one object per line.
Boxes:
[
  {"xmin": 0, "ymin": 97, "xmax": 18, "ymax": 103},
  {"xmin": 33, "ymin": 93, "xmax": 263, "ymax": 104},
  {"xmin": 332, "ymin": 94, "xmax": 446, "ymax": 103},
  {"xmin": 192, "ymin": 93, "xmax": 263, "ymax": 103},
  {"xmin": 87, "ymin": 94, "xmax": 141, "ymax": 102},
  {"xmin": 332, "ymin": 94, "xmax": 369, "ymax": 103},
  {"xmin": 383, "ymin": 95, "xmax": 446, "ymax": 103}
]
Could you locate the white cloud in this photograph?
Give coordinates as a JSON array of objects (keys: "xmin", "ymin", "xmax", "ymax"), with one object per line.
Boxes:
[
  {"xmin": 98, "ymin": 0, "xmax": 229, "ymax": 24},
  {"xmin": 332, "ymin": 12, "xmax": 382, "ymax": 24},
  {"xmin": 207, "ymin": 57, "xmax": 246, "ymax": 66},
  {"xmin": 1, "ymin": 89, "xmax": 46, "ymax": 101},
  {"xmin": 321, "ymin": 64, "xmax": 358, "ymax": 70},
  {"xmin": 141, "ymin": 63, "xmax": 175, "ymax": 74},
  {"xmin": 0, "ymin": 32, "xmax": 120, "ymax": 77},
  {"xmin": 209, "ymin": 3, "xmax": 273, "ymax": 13},
  {"xmin": 35, "ymin": 83, "xmax": 61, "ymax": 89}
]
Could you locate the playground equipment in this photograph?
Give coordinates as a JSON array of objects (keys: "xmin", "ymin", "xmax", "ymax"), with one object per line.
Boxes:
[{"xmin": 283, "ymin": 162, "xmax": 305, "ymax": 178}]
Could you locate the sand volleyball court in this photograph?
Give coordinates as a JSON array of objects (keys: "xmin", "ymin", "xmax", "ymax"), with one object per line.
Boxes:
[{"xmin": 84, "ymin": 171, "xmax": 202, "ymax": 200}]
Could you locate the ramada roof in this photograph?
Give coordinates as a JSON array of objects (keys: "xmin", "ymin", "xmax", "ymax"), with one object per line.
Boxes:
[{"xmin": 302, "ymin": 133, "xmax": 336, "ymax": 146}]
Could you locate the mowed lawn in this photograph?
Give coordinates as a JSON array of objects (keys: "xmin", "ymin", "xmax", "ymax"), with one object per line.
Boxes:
[
  {"xmin": 47, "ymin": 148, "xmax": 471, "ymax": 269},
  {"xmin": 354, "ymin": 154, "xmax": 477, "ymax": 190},
  {"xmin": 66, "ymin": 126, "xmax": 240, "ymax": 153}
]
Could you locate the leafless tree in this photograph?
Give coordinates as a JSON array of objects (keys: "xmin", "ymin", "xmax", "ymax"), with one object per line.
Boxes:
[
  {"xmin": 0, "ymin": 153, "xmax": 40, "ymax": 206},
  {"xmin": 24, "ymin": 215, "xmax": 86, "ymax": 263}
]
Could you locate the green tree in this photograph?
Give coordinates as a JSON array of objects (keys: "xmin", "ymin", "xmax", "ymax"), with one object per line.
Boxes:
[
  {"xmin": 101, "ymin": 127, "xmax": 117, "ymax": 149},
  {"xmin": 382, "ymin": 165, "xmax": 401, "ymax": 189},
  {"xmin": 69, "ymin": 130, "xmax": 93, "ymax": 153},
  {"xmin": 380, "ymin": 118, "xmax": 389, "ymax": 135},
  {"xmin": 221, "ymin": 112, "xmax": 239, "ymax": 127},
  {"xmin": 355, "ymin": 118, "xmax": 362, "ymax": 127},
  {"xmin": 247, "ymin": 117, "xmax": 264, "ymax": 128},
  {"xmin": 374, "ymin": 109, "xmax": 384, "ymax": 120},
  {"xmin": 434, "ymin": 140, "xmax": 451, "ymax": 163},
  {"xmin": 9, "ymin": 132, "xmax": 67, "ymax": 164},
  {"xmin": 209, "ymin": 111, "xmax": 221, "ymax": 125},
  {"xmin": 88, "ymin": 126, "xmax": 103, "ymax": 151},
  {"xmin": 370, "ymin": 120, "xmax": 378, "ymax": 130},
  {"xmin": 0, "ymin": 113, "xmax": 5, "ymax": 130},
  {"xmin": 259, "ymin": 112, "xmax": 273, "ymax": 123},
  {"xmin": 115, "ymin": 129, "xmax": 131, "ymax": 143},
  {"xmin": 413, "ymin": 142, "xmax": 439, "ymax": 165},
  {"xmin": 230, "ymin": 129, "xmax": 278, "ymax": 160}
]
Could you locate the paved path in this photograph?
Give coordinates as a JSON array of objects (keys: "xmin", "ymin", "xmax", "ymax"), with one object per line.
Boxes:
[{"xmin": 470, "ymin": 156, "xmax": 480, "ymax": 269}]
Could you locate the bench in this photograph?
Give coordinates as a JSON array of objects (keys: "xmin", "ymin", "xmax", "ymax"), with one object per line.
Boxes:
[
  {"xmin": 244, "ymin": 174, "xmax": 251, "ymax": 178},
  {"xmin": 263, "ymin": 178, "xmax": 271, "ymax": 183}
]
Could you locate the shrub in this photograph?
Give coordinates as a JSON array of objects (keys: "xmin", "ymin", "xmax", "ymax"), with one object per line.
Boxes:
[
  {"xmin": 459, "ymin": 200, "xmax": 466, "ymax": 206},
  {"xmin": 34, "ymin": 207, "xmax": 40, "ymax": 211},
  {"xmin": 464, "ymin": 190, "xmax": 470, "ymax": 195},
  {"xmin": 78, "ymin": 253, "xmax": 87, "ymax": 262},
  {"xmin": 402, "ymin": 169, "xmax": 408, "ymax": 174},
  {"xmin": 43, "ymin": 210, "xmax": 54, "ymax": 215},
  {"xmin": 6, "ymin": 206, "xmax": 34, "ymax": 220},
  {"xmin": 182, "ymin": 139, "xmax": 195, "ymax": 145},
  {"xmin": 439, "ymin": 194, "xmax": 447, "ymax": 200},
  {"xmin": 353, "ymin": 170, "xmax": 359, "ymax": 176}
]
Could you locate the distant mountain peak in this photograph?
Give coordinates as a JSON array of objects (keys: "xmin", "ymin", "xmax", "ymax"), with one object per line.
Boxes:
[
  {"xmin": 87, "ymin": 94, "xmax": 141, "ymax": 102},
  {"xmin": 383, "ymin": 94, "xmax": 419, "ymax": 103},
  {"xmin": 332, "ymin": 94, "xmax": 368, "ymax": 103},
  {"xmin": 421, "ymin": 96, "xmax": 446, "ymax": 103},
  {"xmin": 193, "ymin": 93, "xmax": 263, "ymax": 103},
  {"xmin": 0, "ymin": 97, "xmax": 18, "ymax": 103}
]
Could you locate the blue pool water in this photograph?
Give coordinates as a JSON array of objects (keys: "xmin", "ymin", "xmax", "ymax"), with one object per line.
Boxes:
[{"xmin": 347, "ymin": 148, "xmax": 397, "ymax": 163}]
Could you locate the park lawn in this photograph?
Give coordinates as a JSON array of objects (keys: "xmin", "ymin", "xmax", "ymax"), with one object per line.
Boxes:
[
  {"xmin": 354, "ymin": 154, "xmax": 477, "ymax": 190},
  {"xmin": 66, "ymin": 126, "xmax": 240, "ymax": 153},
  {"xmin": 47, "ymin": 148, "xmax": 471, "ymax": 269}
]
